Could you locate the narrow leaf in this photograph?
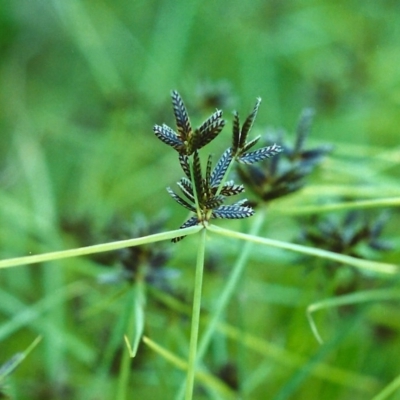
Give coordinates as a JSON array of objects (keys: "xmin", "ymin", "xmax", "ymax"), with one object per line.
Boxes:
[{"xmin": 123, "ymin": 283, "xmax": 145, "ymax": 357}]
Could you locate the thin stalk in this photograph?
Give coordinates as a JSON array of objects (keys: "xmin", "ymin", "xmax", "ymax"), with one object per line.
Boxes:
[
  {"xmin": 116, "ymin": 287, "xmax": 137, "ymax": 400},
  {"xmin": 0, "ymin": 225, "xmax": 202, "ymax": 270},
  {"xmin": 176, "ymin": 212, "xmax": 265, "ymax": 400},
  {"xmin": 198, "ymin": 211, "xmax": 265, "ymax": 359},
  {"xmin": 143, "ymin": 336, "xmax": 236, "ymax": 399},
  {"xmin": 273, "ymin": 196, "xmax": 400, "ymax": 216},
  {"xmin": 207, "ymin": 224, "xmax": 399, "ymax": 275},
  {"xmin": 372, "ymin": 373, "xmax": 400, "ymax": 400},
  {"xmin": 42, "ymin": 262, "xmax": 66, "ymax": 386},
  {"xmin": 307, "ymin": 289, "xmax": 400, "ymax": 344},
  {"xmin": 185, "ymin": 228, "xmax": 207, "ymax": 400},
  {"xmin": 0, "ymin": 335, "xmax": 42, "ymax": 380},
  {"xmin": 116, "ymin": 348, "xmax": 131, "ymax": 400}
]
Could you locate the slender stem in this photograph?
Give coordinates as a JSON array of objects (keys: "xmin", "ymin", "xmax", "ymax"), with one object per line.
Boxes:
[
  {"xmin": 0, "ymin": 336, "xmax": 42, "ymax": 378},
  {"xmin": 307, "ymin": 288, "xmax": 400, "ymax": 344},
  {"xmin": 207, "ymin": 224, "xmax": 399, "ymax": 275},
  {"xmin": 185, "ymin": 228, "xmax": 207, "ymax": 400},
  {"xmin": 372, "ymin": 374, "xmax": 400, "ymax": 400},
  {"xmin": 116, "ymin": 287, "xmax": 136, "ymax": 400},
  {"xmin": 272, "ymin": 196, "xmax": 400, "ymax": 216},
  {"xmin": 176, "ymin": 212, "xmax": 266, "ymax": 400},
  {"xmin": 197, "ymin": 211, "xmax": 265, "ymax": 360},
  {"xmin": 0, "ymin": 225, "xmax": 202, "ymax": 270}
]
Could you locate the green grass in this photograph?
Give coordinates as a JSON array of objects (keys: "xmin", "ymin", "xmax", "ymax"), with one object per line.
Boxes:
[{"xmin": 1, "ymin": 1, "xmax": 400, "ymax": 399}]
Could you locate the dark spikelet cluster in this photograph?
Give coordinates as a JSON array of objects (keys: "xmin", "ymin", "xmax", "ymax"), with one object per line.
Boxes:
[
  {"xmin": 153, "ymin": 91, "xmax": 225, "ymax": 156},
  {"xmin": 168, "ymin": 150, "xmax": 253, "ymax": 242},
  {"xmin": 299, "ymin": 211, "xmax": 392, "ymax": 258},
  {"xmin": 231, "ymin": 98, "xmax": 282, "ymax": 164},
  {"xmin": 298, "ymin": 210, "xmax": 392, "ymax": 297},
  {"xmin": 153, "ymin": 91, "xmax": 282, "ymax": 241},
  {"xmin": 237, "ymin": 108, "xmax": 333, "ymax": 205},
  {"xmin": 97, "ymin": 214, "xmax": 176, "ymax": 288}
]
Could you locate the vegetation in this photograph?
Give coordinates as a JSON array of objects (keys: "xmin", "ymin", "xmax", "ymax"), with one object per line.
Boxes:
[{"xmin": 0, "ymin": 1, "xmax": 400, "ymax": 399}]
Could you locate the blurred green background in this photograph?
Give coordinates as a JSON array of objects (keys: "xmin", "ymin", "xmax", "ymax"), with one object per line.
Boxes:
[{"xmin": 1, "ymin": 1, "xmax": 400, "ymax": 399}]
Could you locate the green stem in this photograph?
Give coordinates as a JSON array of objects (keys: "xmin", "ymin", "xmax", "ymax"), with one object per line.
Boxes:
[
  {"xmin": 372, "ymin": 374, "xmax": 400, "ymax": 400},
  {"xmin": 116, "ymin": 287, "xmax": 136, "ymax": 400},
  {"xmin": 272, "ymin": 196, "xmax": 400, "ymax": 216},
  {"xmin": 185, "ymin": 228, "xmax": 207, "ymax": 400},
  {"xmin": 307, "ymin": 288, "xmax": 400, "ymax": 344},
  {"xmin": 177, "ymin": 213, "xmax": 265, "ymax": 399},
  {"xmin": 0, "ymin": 225, "xmax": 202, "ymax": 270},
  {"xmin": 197, "ymin": 211, "xmax": 265, "ymax": 360},
  {"xmin": 207, "ymin": 224, "xmax": 399, "ymax": 275}
]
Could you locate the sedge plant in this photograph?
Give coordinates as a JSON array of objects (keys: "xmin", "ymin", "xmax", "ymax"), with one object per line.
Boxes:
[{"xmin": 0, "ymin": 91, "xmax": 399, "ymax": 400}]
